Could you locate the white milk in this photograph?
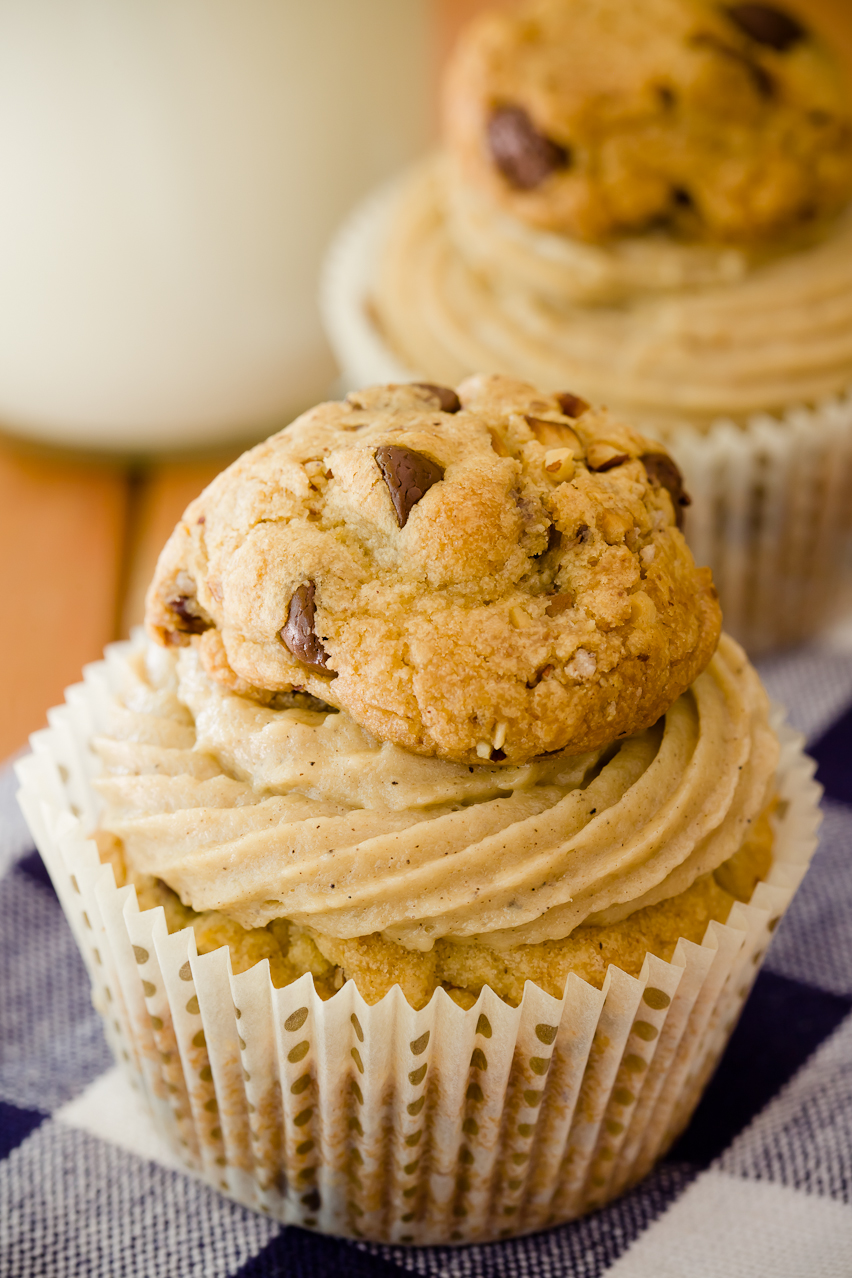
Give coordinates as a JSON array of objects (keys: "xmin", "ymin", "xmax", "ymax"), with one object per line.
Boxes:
[{"xmin": 0, "ymin": 0, "xmax": 430, "ymax": 450}]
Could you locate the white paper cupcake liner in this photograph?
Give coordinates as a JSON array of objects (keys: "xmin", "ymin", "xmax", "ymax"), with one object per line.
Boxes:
[
  {"xmin": 321, "ymin": 179, "xmax": 852, "ymax": 654},
  {"xmin": 15, "ymin": 652, "xmax": 821, "ymax": 1245}
]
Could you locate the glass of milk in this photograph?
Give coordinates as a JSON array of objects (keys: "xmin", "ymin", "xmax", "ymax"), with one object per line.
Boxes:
[{"xmin": 0, "ymin": 0, "xmax": 431, "ymax": 450}]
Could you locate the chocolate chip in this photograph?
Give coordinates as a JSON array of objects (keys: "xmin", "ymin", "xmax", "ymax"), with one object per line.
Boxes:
[
  {"xmin": 411, "ymin": 382, "xmax": 461, "ymax": 413},
  {"xmin": 725, "ymin": 4, "xmax": 806, "ymax": 50},
  {"xmin": 555, "ymin": 392, "xmax": 590, "ymax": 419},
  {"xmin": 280, "ymin": 581, "xmax": 334, "ymax": 672},
  {"xmin": 534, "ymin": 523, "xmax": 562, "ymax": 558},
  {"xmin": 375, "ymin": 446, "xmax": 444, "ymax": 528},
  {"xmin": 641, "ymin": 453, "xmax": 692, "ymax": 529},
  {"xmin": 167, "ymin": 595, "xmax": 210, "ymax": 634},
  {"xmin": 267, "ymin": 689, "xmax": 337, "ymax": 714},
  {"xmin": 487, "ymin": 105, "xmax": 570, "ymax": 190}
]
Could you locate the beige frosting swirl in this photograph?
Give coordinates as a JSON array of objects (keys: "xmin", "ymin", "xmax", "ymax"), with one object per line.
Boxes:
[
  {"xmin": 372, "ymin": 157, "xmax": 852, "ymax": 431},
  {"xmin": 94, "ymin": 632, "xmax": 777, "ymax": 952}
]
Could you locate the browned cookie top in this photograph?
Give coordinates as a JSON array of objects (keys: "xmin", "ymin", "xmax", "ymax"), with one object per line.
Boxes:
[
  {"xmin": 146, "ymin": 376, "xmax": 721, "ymax": 765},
  {"xmin": 444, "ymin": 0, "xmax": 852, "ymax": 244}
]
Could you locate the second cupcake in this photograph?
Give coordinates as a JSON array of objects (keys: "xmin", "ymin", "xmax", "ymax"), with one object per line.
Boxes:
[{"xmin": 324, "ymin": 0, "xmax": 852, "ymax": 651}]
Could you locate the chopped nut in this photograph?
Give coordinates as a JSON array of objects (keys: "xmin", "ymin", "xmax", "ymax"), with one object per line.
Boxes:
[
  {"xmin": 566, "ymin": 649, "xmax": 597, "ymax": 680},
  {"xmin": 493, "ymin": 720, "xmax": 507, "ymax": 750},
  {"xmin": 587, "ymin": 442, "xmax": 630, "ymax": 472},
  {"xmin": 526, "ymin": 417, "xmax": 582, "ymax": 453},
  {"xmin": 630, "ymin": 593, "xmax": 658, "ymax": 625},
  {"xmin": 545, "ymin": 593, "xmax": 575, "ymax": 617},
  {"xmin": 640, "ymin": 545, "xmax": 656, "ymax": 565},
  {"xmin": 475, "ymin": 741, "xmax": 492, "ymax": 760},
  {"xmin": 488, "ymin": 429, "xmax": 512, "ymax": 458},
  {"xmin": 509, "ymin": 605, "xmax": 533, "ymax": 628},
  {"xmin": 555, "ymin": 391, "xmax": 590, "ymax": 419},
  {"xmin": 597, "ymin": 507, "xmax": 634, "ymax": 544},
  {"xmin": 304, "ymin": 460, "xmax": 329, "ymax": 490},
  {"xmin": 543, "ymin": 448, "xmax": 576, "ymax": 482}
]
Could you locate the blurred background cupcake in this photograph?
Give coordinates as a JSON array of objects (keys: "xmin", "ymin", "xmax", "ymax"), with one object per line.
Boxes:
[{"xmin": 323, "ymin": 0, "xmax": 852, "ymax": 653}]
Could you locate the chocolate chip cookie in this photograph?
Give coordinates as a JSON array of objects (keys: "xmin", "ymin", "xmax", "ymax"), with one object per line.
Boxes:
[
  {"xmin": 146, "ymin": 376, "xmax": 721, "ymax": 765},
  {"xmin": 444, "ymin": 0, "xmax": 852, "ymax": 244}
]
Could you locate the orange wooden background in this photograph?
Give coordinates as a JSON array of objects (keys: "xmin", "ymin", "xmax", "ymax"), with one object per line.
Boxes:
[{"xmin": 2, "ymin": 0, "xmax": 850, "ymax": 762}]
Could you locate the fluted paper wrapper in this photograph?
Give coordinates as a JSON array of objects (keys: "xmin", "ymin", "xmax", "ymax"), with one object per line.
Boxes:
[
  {"xmin": 321, "ymin": 179, "xmax": 852, "ymax": 654},
  {"xmin": 16, "ymin": 659, "xmax": 821, "ymax": 1245}
]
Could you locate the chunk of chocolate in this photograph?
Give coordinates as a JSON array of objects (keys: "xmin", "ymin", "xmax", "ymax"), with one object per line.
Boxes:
[
  {"xmin": 487, "ymin": 105, "xmax": 570, "ymax": 190},
  {"xmin": 641, "ymin": 453, "xmax": 692, "ymax": 529},
  {"xmin": 267, "ymin": 689, "xmax": 337, "ymax": 714},
  {"xmin": 725, "ymin": 4, "xmax": 806, "ymax": 51},
  {"xmin": 280, "ymin": 581, "xmax": 334, "ymax": 671},
  {"xmin": 375, "ymin": 446, "xmax": 444, "ymax": 528},
  {"xmin": 411, "ymin": 382, "xmax": 461, "ymax": 413},
  {"xmin": 167, "ymin": 594, "xmax": 210, "ymax": 634},
  {"xmin": 555, "ymin": 391, "xmax": 590, "ymax": 419}
]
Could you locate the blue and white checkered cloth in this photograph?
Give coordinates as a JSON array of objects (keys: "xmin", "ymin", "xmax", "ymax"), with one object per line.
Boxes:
[{"xmin": 2, "ymin": 640, "xmax": 852, "ymax": 1277}]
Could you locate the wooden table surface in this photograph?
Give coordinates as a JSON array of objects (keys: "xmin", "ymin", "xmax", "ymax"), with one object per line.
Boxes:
[{"xmin": 2, "ymin": 0, "xmax": 850, "ymax": 763}]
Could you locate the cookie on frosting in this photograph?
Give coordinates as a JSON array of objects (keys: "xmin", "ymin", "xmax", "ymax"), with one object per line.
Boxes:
[
  {"xmin": 146, "ymin": 376, "xmax": 721, "ymax": 766},
  {"xmin": 444, "ymin": 0, "xmax": 852, "ymax": 244}
]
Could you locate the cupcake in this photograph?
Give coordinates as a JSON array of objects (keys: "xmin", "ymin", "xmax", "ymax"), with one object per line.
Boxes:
[
  {"xmin": 323, "ymin": 0, "xmax": 852, "ymax": 651},
  {"xmin": 16, "ymin": 376, "xmax": 821, "ymax": 1244}
]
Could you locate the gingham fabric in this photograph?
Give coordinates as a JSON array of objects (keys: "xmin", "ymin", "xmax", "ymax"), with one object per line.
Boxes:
[{"xmin": 2, "ymin": 640, "xmax": 852, "ymax": 1278}]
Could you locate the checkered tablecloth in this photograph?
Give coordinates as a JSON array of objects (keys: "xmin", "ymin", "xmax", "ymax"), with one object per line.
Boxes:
[{"xmin": 2, "ymin": 641, "xmax": 852, "ymax": 1277}]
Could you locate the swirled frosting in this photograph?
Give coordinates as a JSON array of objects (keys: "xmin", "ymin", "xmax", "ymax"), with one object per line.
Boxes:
[
  {"xmin": 372, "ymin": 157, "xmax": 852, "ymax": 431},
  {"xmin": 94, "ymin": 631, "xmax": 777, "ymax": 952}
]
